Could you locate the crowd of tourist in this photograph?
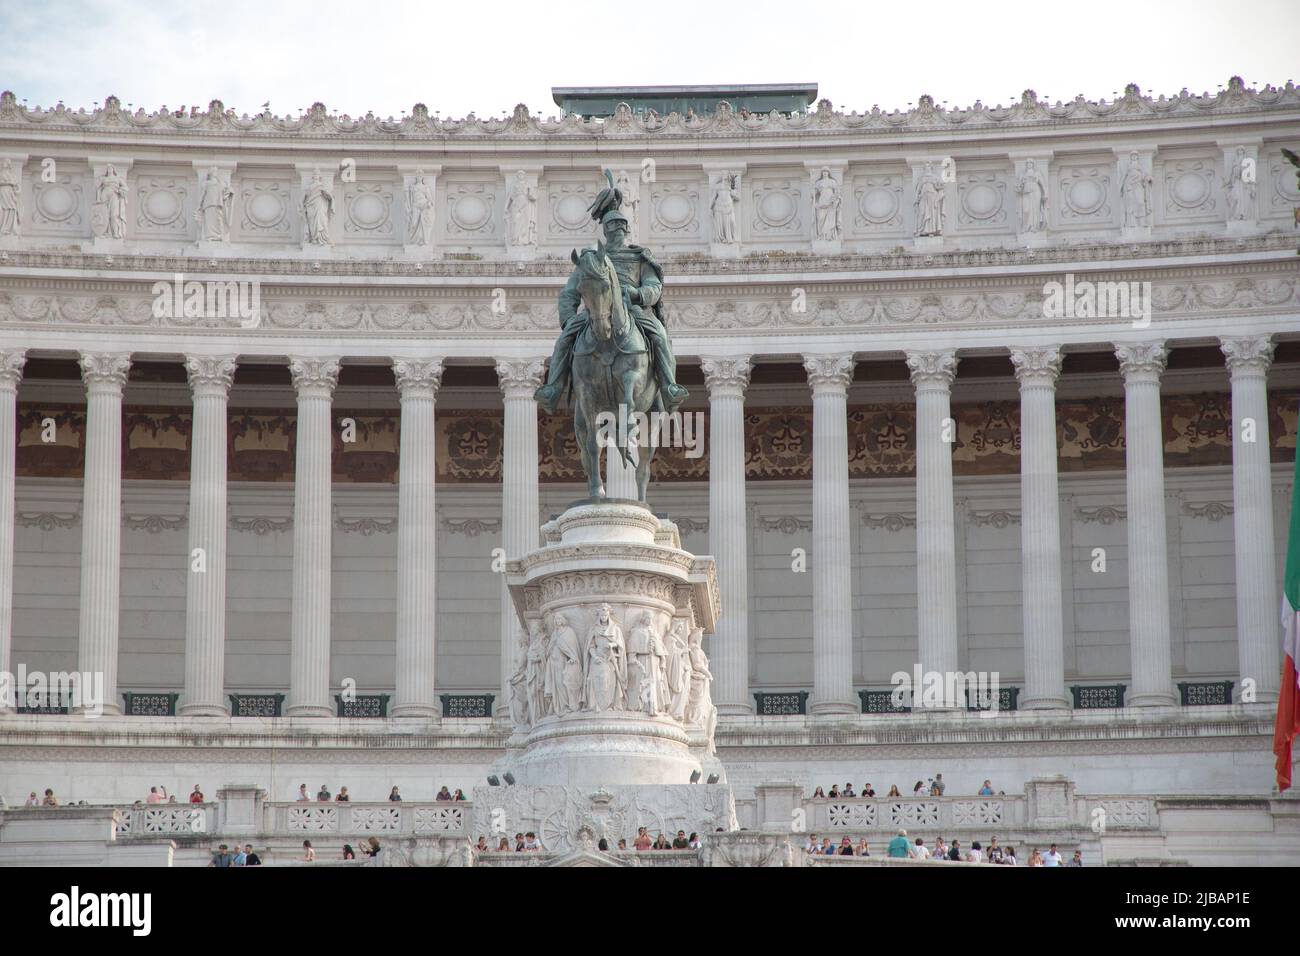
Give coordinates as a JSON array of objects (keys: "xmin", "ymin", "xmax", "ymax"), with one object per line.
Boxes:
[
  {"xmin": 293, "ymin": 783, "xmax": 469, "ymax": 802},
  {"xmin": 809, "ymin": 774, "xmax": 1004, "ymax": 799}
]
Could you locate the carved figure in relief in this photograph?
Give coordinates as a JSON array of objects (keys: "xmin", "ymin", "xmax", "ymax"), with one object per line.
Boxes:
[
  {"xmin": 196, "ymin": 167, "xmax": 234, "ymax": 241},
  {"xmin": 686, "ymin": 626, "xmax": 717, "ymax": 750},
  {"xmin": 0, "ymin": 158, "xmax": 20, "ymax": 236},
  {"xmin": 508, "ymin": 627, "xmax": 531, "ymax": 729},
  {"xmin": 665, "ymin": 620, "xmax": 692, "ymax": 721},
  {"xmin": 407, "ymin": 170, "xmax": 436, "ymax": 245},
  {"xmin": 94, "ymin": 164, "xmax": 128, "ymax": 239},
  {"xmin": 812, "ymin": 167, "xmax": 841, "ymax": 241},
  {"xmin": 626, "ymin": 611, "xmax": 668, "ymax": 714},
  {"xmin": 1225, "ymin": 146, "xmax": 1254, "ymax": 221},
  {"xmin": 584, "ymin": 604, "xmax": 627, "ymax": 712},
  {"xmin": 615, "ymin": 169, "xmax": 639, "ymax": 242},
  {"xmin": 526, "ymin": 619, "xmax": 550, "ymax": 721},
  {"xmin": 505, "ymin": 170, "xmax": 537, "ymax": 247},
  {"xmin": 544, "ymin": 611, "xmax": 584, "ymax": 716},
  {"xmin": 1120, "ymin": 152, "xmax": 1152, "ymax": 228},
  {"xmin": 302, "ymin": 169, "xmax": 334, "ymax": 244},
  {"xmin": 1016, "ymin": 160, "xmax": 1047, "ymax": 233},
  {"xmin": 913, "ymin": 163, "xmax": 945, "ymax": 237},
  {"xmin": 710, "ymin": 172, "xmax": 739, "ymax": 243}
]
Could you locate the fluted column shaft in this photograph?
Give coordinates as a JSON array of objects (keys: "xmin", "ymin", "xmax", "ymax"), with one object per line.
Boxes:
[
  {"xmin": 703, "ymin": 356, "xmax": 752, "ymax": 714},
  {"xmin": 180, "ymin": 355, "xmax": 236, "ymax": 716},
  {"xmin": 497, "ymin": 359, "xmax": 545, "ymax": 715},
  {"xmin": 287, "ymin": 357, "xmax": 340, "ymax": 717},
  {"xmin": 0, "ymin": 350, "xmax": 25, "ymax": 713},
  {"xmin": 804, "ymin": 354, "xmax": 856, "ymax": 715},
  {"xmin": 1011, "ymin": 346, "xmax": 1068, "ymax": 710},
  {"xmin": 78, "ymin": 352, "xmax": 132, "ymax": 715},
  {"xmin": 1222, "ymin": 335, "xmax": 1279, "ymax": 703},
  {"xmin": 907, "ymin": 350, "xmax": 960, "ymax": 695},
  {"xmin": 1116, "ymin": 342, "xmax": 1175, "ymax": 707},
  {"xmin": 393, "ymin": 358, "xmax": 443, "ymax": 718}
]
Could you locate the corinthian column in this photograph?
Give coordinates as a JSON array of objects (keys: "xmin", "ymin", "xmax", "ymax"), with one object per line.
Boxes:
[
  {"xmin": 287, "ymin": 357, "xmax": 340, "ymax": 717},
  {"xmin": 1221, "ymin": 335, "xmax": 1279, "ymax": 703},
  {"xmin": 1010, "ymin": 346, "xmax": 1068, "ymax": 710},
  {"xmin": 0, "ymin": 350, "xmax": 25, "ymax": 713},
  {"xmin": 906, "ymin": 349, "xmax": 960, "ymax": 703},
  {"xmin": 496, "ymin": 358, "xmax": 545, "ymax": 716},
  {"xmin": 392, "ymin": 358, "xmax": 443, "ymax": 718},
  {"xmin": 803, "ymin": 353, "xmax": 857, "ymax": 715},
  {"xmin": 78, "ymin": 351, "xmax": 132, "ymax": 716},
  {"xmin": 179, "ymin": 355, "xmax": 237, "ymax": 716},
  {"xmin": 1115, "ymin": 341, "xmax": 1175, "ymax": 708},
  {"xmin": 702, "ymin": 355, "xmax": 752, "ymax": 714}
]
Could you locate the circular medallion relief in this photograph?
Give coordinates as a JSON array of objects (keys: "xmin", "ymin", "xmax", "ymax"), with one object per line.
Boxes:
[
  {"xmin": 656, "ymin": 194, "xmax": 693, "ymax": 229},
  {"xmin": 756, "ymin": 190, "xmax": 796, "ymax": 228},
  {"xmin": 1171, "ymin": 171, "xmax": 1209, "ymax": 208},
  {"xmin": 858, "ymin": 186, "xmax": 898, "ymax": 224},
  {"xmin": 349, "ymin": 193, "xmax": 386, "ymax": 229},
  {"xmin": 554, "ymin": 194, "xmax": 589, "ymax": 230},
  {"xmin": 1065, "ymin": 178, "xmax": 1104, "ymax": 215},
  {"xmin": 246, "ymin": 191, "xmax": 286, "ymax": 228},
  {"xmin": 962, "ymin": 184, "xmax": 1000, "ymax": 220},
  {"xmin": 36, "ymin": 184, "xmax": 76, "ymax": 222},
  {"xmin": 143, "ymin": 188, "xmax": 181, "ymax": 226},
  {"xmin": 451, "ymin": 194, "xmax": 490, "ymax": 231}
]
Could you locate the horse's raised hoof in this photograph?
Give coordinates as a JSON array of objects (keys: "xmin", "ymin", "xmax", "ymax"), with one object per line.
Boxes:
[{"xmin": 662, "ymin": 383, "xmax": 689, "ymax": 408}]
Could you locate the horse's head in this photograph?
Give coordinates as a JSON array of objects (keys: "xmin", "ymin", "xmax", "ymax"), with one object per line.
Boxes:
[{"xmin": 571, "ymin": 243, "xmax": 627, "ymax": 342}]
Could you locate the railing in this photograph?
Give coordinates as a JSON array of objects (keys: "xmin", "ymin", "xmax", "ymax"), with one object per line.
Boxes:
[
  {"xmin": 267, "ymin": 801, "xmax": 469, "ymax": 837},
  {"xmin": 114, "ymin": 803, "xmax": 214, "ymax": 836},
  {"xmin": 802, "ymin": 796, "xmax": 1023, "ymax": 833}
]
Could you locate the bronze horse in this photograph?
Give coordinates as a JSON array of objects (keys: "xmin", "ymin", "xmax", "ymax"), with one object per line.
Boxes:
[{"xmin": 569, "ymin": 243, "xmax": 661, "ymax": 502}]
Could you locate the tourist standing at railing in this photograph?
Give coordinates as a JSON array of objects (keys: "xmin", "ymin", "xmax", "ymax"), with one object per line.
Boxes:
[
  {"xmin": 634, "ymin": 827, "xmax": 652, "ymax": 850},
  {"xmin": 496, "ymin": 837, "xmax": 510, "ymax": 851},
  {"xmin": 673, "ymin": 830, "xmax": 690, "ymax": 849},
  {"xmin": 147, "ymin": 785, "xmax": 167, "ymax": 804},
  {"xmin": 388, "ymin": 786, "xmax": 401, "ymax": 802},
  {"xmin": 933, "ymin": 836, "xmax": 947, "ymax": 859},
  {"xmin": 1028, "ymin": 848, "xmax": 1043, "ymax": 866},
  {"xmin": 969, "ymin": 841, "xmax": 983, "ymax": 863},
  {"xmin": 1043, "ymin": 844, "xmax": 1062, "ymax": 866},
  {"xmin": 296, "ymin": 784, "xmax": 309, "ymax": 802},
  {"xmin": 210, "ymin": 844, "xmax": 231, "ymax": 867},
  {"xmin": 887, "ymin": 829, "xmax": 910, "ymax": 858},
  {"xmin": 316, "ymin": 784, "xmax": 331, "ymax": 801},
  {"xmin": 854, "ymin": 837, "xmax": 870, "ymax": 857},
  {"xmin": 911, "ymin": 838, "xmax": 929, "ymax": 860},
  {"xmin": 245, "ymin": 845, "xmax": 261, "ymax": 866},
  {"xmin": 843, "ymin": 783, "xmax": 856, "ymax": 797},
  {"xmin": 837, "ymin": 837, "xmax": 854, "ymax": 855},
  {"xmin": 523, "ymin": 832, "xmax": 541, "ymax": 851},
  {"xmin": 474, "ymin": 837, "xmax": 488, "ymax": 852},
  {"xmin": 1003, "ymin": 847, "xmax": 1018, "ymax": 866},
  {"xmin": 828, "ymin": 784, "xmax": 840, "ymax": 798},
  {"xmin": 335, "ymin": 787, "xmax": 350, "ymax": 802},
  {"xmin": 231, "ymin": 845, "xmax": 247, "ymax": 866},
  {"xmin": 190, "ymin": 785, "xmax": 204, "ymax": 803},
  {"xmin": 948, "ymin": 839, "xmax": 963, "ymax": 861},
  {"xmin": 911, "ymin": 781, "xmax": 924, "ymax": 795},
  {"xmin": 812, "ymin": 786, "xmax": 825, "ymax": 798},
  {"xmin": 435, "ymin": 786, "xmax": 452, "ymax": 801},
  {"xmin": 24, "ymin": 792, "xmax": 37, "ymax": 807},
  {"xmin": 342, "ymin": 844, "xmax": 355, "ymax": 860},
  {"xmin": 689, "ymin": 832, "xmax": 702, "ymax": 850},
  {"xmin": 453, "ymin": 789, "xmax": 466, "ymax": 801},
  {"xmin": 1066, "ymin": 850, "xmax": 1083, "ymax": 867},
  {"xmin": 979, "ymin": 779, "xmax": 995, "ymax": 796},
  {"xmin": 862, "ymin": 783, "xmax": 876, "ymax": 797}
]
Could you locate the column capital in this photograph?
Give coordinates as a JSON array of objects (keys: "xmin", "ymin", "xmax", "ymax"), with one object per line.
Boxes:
[
  {"xmin": 1010, "ymin": 346, "xmax": 1062, "ymax": 385},
  {"xmin": 393, "ymin": 357, "xmax": 444, "ymax": 396},
  {"xmin": 79, "ymin": 351, "xmax": 131, "ymax": 389},
  {"xmin": 0, "ymin": 348, "xmax": 27, "ymax": 389},
  {"xmin": 1220, "ymin": 335, "xmax": 1274, "ymax": 374},
  {"xmin": 289, "ymin": 356, "xmax": 341, "ymax": 395},
  {"xmin": 701, "ymin": 355, "xmax": 751, "ymax": 395},
  {"xmin": 496, "ymin": 357, "xmax": 546, "ymax": 396},
  {"xmin": 184, "ymin": 354, "xmax": 237, "ymax": 394},
  {"xmin": 905, "ymin": 348, "xmax": 958, "ymax": 388},
  {"xmin": 803, "ymin": 353, "xmax": 854, "ymax": 392},
  {"xmin": 1114, "ymin": 341, "xmax": 1167, "ymax": 381}
]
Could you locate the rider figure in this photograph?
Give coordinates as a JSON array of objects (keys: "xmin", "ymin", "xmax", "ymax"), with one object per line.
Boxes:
[{"xmin": 534, "ymin": 207, "xmax": 689, "ymax": 414}]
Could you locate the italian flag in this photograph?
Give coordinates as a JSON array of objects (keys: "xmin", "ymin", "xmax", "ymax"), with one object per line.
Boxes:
[{"xmin": 1277, "ymin": 435, "xmax": 1300, "ymax": 792}]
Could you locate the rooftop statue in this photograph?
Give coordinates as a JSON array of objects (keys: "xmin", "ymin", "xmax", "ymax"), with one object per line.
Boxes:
[{"xmin": 534, "ymin": 169, "xmax": 688, "ymax": 502}]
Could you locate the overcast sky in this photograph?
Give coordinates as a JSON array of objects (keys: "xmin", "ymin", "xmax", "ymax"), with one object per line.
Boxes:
[{"xmin": 1, "ymin": 0, "xmax": 1296, "ymax": 118}]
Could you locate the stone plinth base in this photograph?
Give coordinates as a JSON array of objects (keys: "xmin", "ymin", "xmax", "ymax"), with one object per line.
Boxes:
[
  {"xmin": 511, "ymin": 711, "xmax": 698, "ymax": 787},
  {"xmin": 470, "ymin": 782, "xmax": 736, "ymax": 854}
]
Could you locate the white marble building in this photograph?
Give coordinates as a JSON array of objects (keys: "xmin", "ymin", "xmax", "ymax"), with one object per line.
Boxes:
[{"xmin": 0, "ymin": 80, "xmax": 1299, "ymax": 855}]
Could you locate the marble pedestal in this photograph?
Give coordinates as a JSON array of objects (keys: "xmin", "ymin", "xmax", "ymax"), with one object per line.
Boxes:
[{"xmin": 502, "ymin": 500, "xmax": 722, "ymax": 788}]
